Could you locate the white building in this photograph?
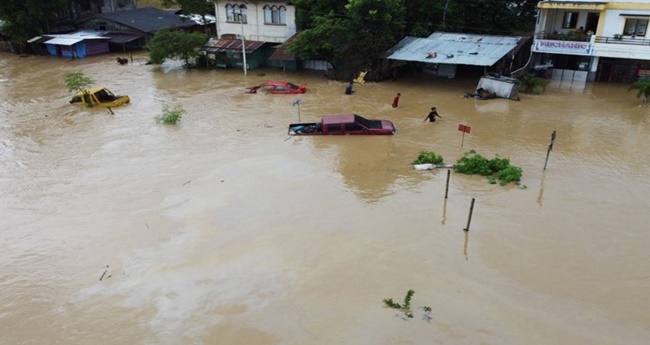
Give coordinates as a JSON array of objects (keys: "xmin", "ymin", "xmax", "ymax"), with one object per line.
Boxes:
[
  {"xmin": 204, "ymin": 1, "xmax": 297, "ymax": 70},
  {"xmin": 212, "ymin": 0, "xmax": 296, "ymax": 43},
  {"xmin": 533, "ymin": 0, "xmax": 650, "ymax": 83}
]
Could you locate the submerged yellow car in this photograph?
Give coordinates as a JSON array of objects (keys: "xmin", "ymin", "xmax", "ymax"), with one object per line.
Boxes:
[{"xmin": 69, "ymin": 87, "xmax": 130, "ymax": 107}]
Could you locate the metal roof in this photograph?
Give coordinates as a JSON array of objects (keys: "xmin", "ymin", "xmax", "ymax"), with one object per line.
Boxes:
[
  {"xmin": 268, "ymin": 33, "xmax": 299, "ymax": 61},
  {"xmin": 387, "ymin": 33, "xmax": 526, "ymax": 66},
  {"xmin": 96, "ymin": 7, "xmax": 196, "ymax": 33},
  {"xmin": 104, "ymin": 32, "xmax": 144, "ymax": 44},
  {"xmin": 203, "ymin": 38, "xmax": 265, "ymax": 54},
  {"xmin": 44, "ymin": 37, "xmax": 84, "ymax": 46}
]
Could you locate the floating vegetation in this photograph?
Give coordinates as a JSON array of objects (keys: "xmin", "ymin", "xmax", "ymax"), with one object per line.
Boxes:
[
  {"xmin": 454, "ymin": 150, "xmax": 523, "ymax": 185},
  {"xmin": 412, "ymin": 150, "xmax": 444, "ymax": 165},
  {"xmin": 383, "ymin": 289, "xmax": 432, "ymax": 321},
  {"xmin": 156, "ymin": 105, "xmax": 185, "ymax": 125}
]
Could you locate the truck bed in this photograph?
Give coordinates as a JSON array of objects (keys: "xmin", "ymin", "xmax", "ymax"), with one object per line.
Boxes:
[{"xmin": 288, "ymin": 122, "xmax": 322, "ymax": 135}]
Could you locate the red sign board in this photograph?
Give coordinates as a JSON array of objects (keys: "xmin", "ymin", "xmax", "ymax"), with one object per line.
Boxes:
[{"xmin": 458, "ymin": 124, "xmax": 471, "ymax": 133}]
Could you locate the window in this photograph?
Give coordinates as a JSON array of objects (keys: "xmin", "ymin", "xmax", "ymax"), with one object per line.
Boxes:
[
  {"xmin": 624, "ymin": 18, "xmax": 648, "ymax": 37},
  {"xmin": 562, "ymin": 12, "xmax": 579, "ymax": 28},
  {"xmin": 263, "ymin": 5, "xmax": 286, "ymax": 25},
  {"xmin": 345, "ymin": 123, "xmax": 364, "ymax": 132},
  {"xmin": 226, "ymin": 4, "xmax": 247, "ymax": 23},
  {"xmin": 327, "ymin": 124, "xmax": 342, "ymax": 133}
]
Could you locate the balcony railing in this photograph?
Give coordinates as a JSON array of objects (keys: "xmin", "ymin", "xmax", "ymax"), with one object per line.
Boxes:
[
  {"xmin": 536, "ymin": 32, "xmax": 591, "ymax": 42},
  {"xmin": 537, "ymin": 32, "xmax": 650, "ymax": 46},
  {"xmin": 594, "ymin": 36, "xmax": 650, "ymax": 45}
]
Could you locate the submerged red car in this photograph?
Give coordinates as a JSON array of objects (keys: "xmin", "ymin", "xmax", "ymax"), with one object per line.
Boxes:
[
  {"xmin": 288, "ymin": 114, "xmax": 396, "ymax": 135},
  {"xmin": 246, "ymin": 81, "xmax": 307, "ymax": 94}
]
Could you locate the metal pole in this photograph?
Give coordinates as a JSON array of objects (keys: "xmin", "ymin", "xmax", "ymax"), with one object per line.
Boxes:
[
  {"xmin": 444, "ymin": 170, "xmax": 451, "ymax": 199},
  {"xmin": 240, "ymin": 17, "xmax": 247, "ymax": 76},
  {"xmin": 464, "ymin": 198, "xmax": 475, "ymax": 232},
  {"xmin": 543, "ymin": 130, "xmax": 557, "ymax": 170},
  {"xmin": 461, "ymin": 131, "xmax": 466, "ymax": 147}
]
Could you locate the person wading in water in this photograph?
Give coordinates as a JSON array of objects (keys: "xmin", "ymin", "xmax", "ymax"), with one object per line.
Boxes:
[{"xmin": 424, "ymin": 107, "xmax": 442, "ymax": 122}]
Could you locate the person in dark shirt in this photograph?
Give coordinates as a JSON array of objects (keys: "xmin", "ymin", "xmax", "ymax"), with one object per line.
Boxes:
[
  {"xmin": 424, "ymin": 107, "xmax": 442, "ymax": 122},
  {"xmin": 345, "ymin": 81, "xmax": 355, "ymax": 95}
]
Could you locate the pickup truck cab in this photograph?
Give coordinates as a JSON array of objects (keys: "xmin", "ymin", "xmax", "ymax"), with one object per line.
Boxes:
[
  {"xmin": 69, "ymin": 87, "xmax": 130, "ymax": 107},
  {"xmin": 288, "ymin": 114, "xmax": 396, "ymax": 135}
]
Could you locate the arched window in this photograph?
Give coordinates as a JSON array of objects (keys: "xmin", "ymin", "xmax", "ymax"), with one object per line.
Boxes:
[
  {"xmin": 226, "ymin": 3, "xmax": 247, "ymax": 23},
  {"xmin": 263, "ymin": 5, "xmax": 286, "ymax": 25}
]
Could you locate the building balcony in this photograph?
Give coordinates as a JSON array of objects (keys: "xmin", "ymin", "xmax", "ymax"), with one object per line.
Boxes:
[
  {"xmin": 533, "ymin": 33, "xmax": 594, "ymax": 56},
  {"xmin": 534, "ymin": 33, "xmax": 650, "ymax": 59}
]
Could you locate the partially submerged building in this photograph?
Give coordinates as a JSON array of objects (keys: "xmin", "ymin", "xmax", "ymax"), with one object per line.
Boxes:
[
  {"xmin": 532, "ymin": 0, "xmax": 650, "ymax": 84},
  {"xmin": 203, "ymin": 0, "xmax": 297, "ymax": 70},
  {"xmin": 387, "ymin": 32, "xmax": 532, "ymax": 79}
]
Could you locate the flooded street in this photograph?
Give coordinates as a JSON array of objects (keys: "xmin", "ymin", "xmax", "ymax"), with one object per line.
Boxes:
[{"xmin": 1, "ymin": 52, "xmax": 649, "ymax": 345}]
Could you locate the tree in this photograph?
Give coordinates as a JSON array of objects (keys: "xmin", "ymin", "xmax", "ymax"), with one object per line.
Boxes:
[
  {"xmin": 286, "ymin": 13, "xmax": 354, "ymax": 79},
  {"xmin": 145, "ymin": 29, "xmax": 209, "ymax": 66},
  {"xmin": 628, "ymin": 78, "xmax": 650, "ymax": 103},
  {"xmin": 288, "ymin": 0, "xmax": 405, "ymax": 80},
  {"xmin": 292, "ymin": 0, "xmax": 348, "ymax": 29},
  {"xmin": 345, "ymin": 0, "xmax": 405, "ymax": 70},
  {"xmin": 64, "ymin": 72, "xmax": 95, "ymax": 107},
  {"xmin": 0, "ymin": 0, "xmax": 68, "ymax": 51}
]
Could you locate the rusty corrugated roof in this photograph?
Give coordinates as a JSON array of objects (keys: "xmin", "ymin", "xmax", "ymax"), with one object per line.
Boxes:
[
  {"xmin": 268, "ymin": 33, "xmax": 299, "ymax": 61},
  {"xmin": 203, "ymin": 38, "xmax": 265, "ymax": 54}
]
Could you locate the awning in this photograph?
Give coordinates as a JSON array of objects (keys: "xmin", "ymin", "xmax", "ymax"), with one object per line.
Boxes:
[
  {"xmin": 27, "ymin": 36, "xmax": 42, "ymax": 43},
  {"xmin": 268, "ymin": 33, "xmax": 299, "ymax": 61},
  {"xmin": 202, "ymin": 39, "xmax": 265, "ymax": 54},
  {"xmin": 44, "ymin": 37, "xmax": 84, "ymax": 46}
]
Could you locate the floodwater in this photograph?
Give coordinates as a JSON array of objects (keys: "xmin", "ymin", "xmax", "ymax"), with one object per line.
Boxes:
[{"xmin": 0, "ymin": 52, "xmax": 649, "ymax": 345}]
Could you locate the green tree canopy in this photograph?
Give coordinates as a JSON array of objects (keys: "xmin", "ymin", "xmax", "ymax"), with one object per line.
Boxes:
[
  {"xmin": 346, "ymin": 0, "xmax": 405, "ymax": 69},
  {"xmin": 286, "ymin": 13, "xmax": 354, "ymax": 78},
  {"xmin": 0, "ymin": 0, "xmax": 68, "ymax": 45},
  {"xmin": 64, "ymin": 72, "xmax": 94, "ymax": 93},
  {"xmin": 292, "ymin": 0, "xmax": 349, "ymax": 29},
  {"xmin": 145, "ymin": 29, "xmax": 209, "ymax": 66}
]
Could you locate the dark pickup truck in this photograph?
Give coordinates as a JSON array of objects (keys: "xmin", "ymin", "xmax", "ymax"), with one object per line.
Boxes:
[{"xmin": 288, "ymin": 114, "xmax": 396, "ymax": 135}]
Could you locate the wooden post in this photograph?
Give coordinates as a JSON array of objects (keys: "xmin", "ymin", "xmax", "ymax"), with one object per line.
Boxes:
[
  {"xmin": 444, "ymin": 170, "xmax": 451, "ymax": 199},
  {"xmin": 464, "ymin": 198, "xmax": 475, "ymax": 232},
  {"xmin": 543, "ymin": 130, "xmax": 557, "ymax": 170}
]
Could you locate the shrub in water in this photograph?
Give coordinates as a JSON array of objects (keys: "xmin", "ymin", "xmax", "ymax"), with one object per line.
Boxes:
[
  {"xmin": 412, "ymin": 150, "xmax": 444, "ymax": 165},
  {"xmin": 156, "ymin": 105, "xmax": 185, "ymax": 125},
  {"xmin": 454, "ymin": 150, "xmax": 492, "ymax": 176},
  {"xmin": 454, "ymin": 150, "xmax": 523, "ymax": 185}
]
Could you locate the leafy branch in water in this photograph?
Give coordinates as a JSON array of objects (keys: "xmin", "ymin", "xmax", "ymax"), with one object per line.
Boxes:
[
  {"xmin": 383, "ymin": 289, "xmax": 431, "ymax": 321},
  {"xmin": 412, "ymin": 150, "xmax": 444, "ymax": 165},
  {"xmin": 156, "ymin": 105, "xmax": 185, "ymax": 125},
  {"xmin": 454, "ymin": 150, "xmax": 523, "ymax": 185}
]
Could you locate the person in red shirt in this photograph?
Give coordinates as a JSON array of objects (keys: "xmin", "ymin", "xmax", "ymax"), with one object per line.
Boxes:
[{"xmin": 392, "ymin": 93, "xmax": 401, "ymax": 108}]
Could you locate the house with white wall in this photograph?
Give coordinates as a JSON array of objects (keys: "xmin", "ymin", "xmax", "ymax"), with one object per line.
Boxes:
[
  {"xmin": 204, "ymin": 0, "xmax": 297, "ymax": 70},
  {"xmin": 532, "ymin": 0, "xmax": 650, "ymax": 83}
]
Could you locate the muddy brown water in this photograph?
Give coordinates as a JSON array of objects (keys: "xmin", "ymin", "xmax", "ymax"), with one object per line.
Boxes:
[{"xmin": 1, "ymin": 52, "xmax": 649, "ymax": 345}]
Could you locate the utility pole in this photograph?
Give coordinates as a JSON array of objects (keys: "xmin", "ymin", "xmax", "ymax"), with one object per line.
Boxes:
[
  {"xmin": 240, "ymin": 16, "xmax": 247, "ymax": 76},
  {"xmin": 237, "ymin": 4, "xmax": 248, "ymax": 76}
]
